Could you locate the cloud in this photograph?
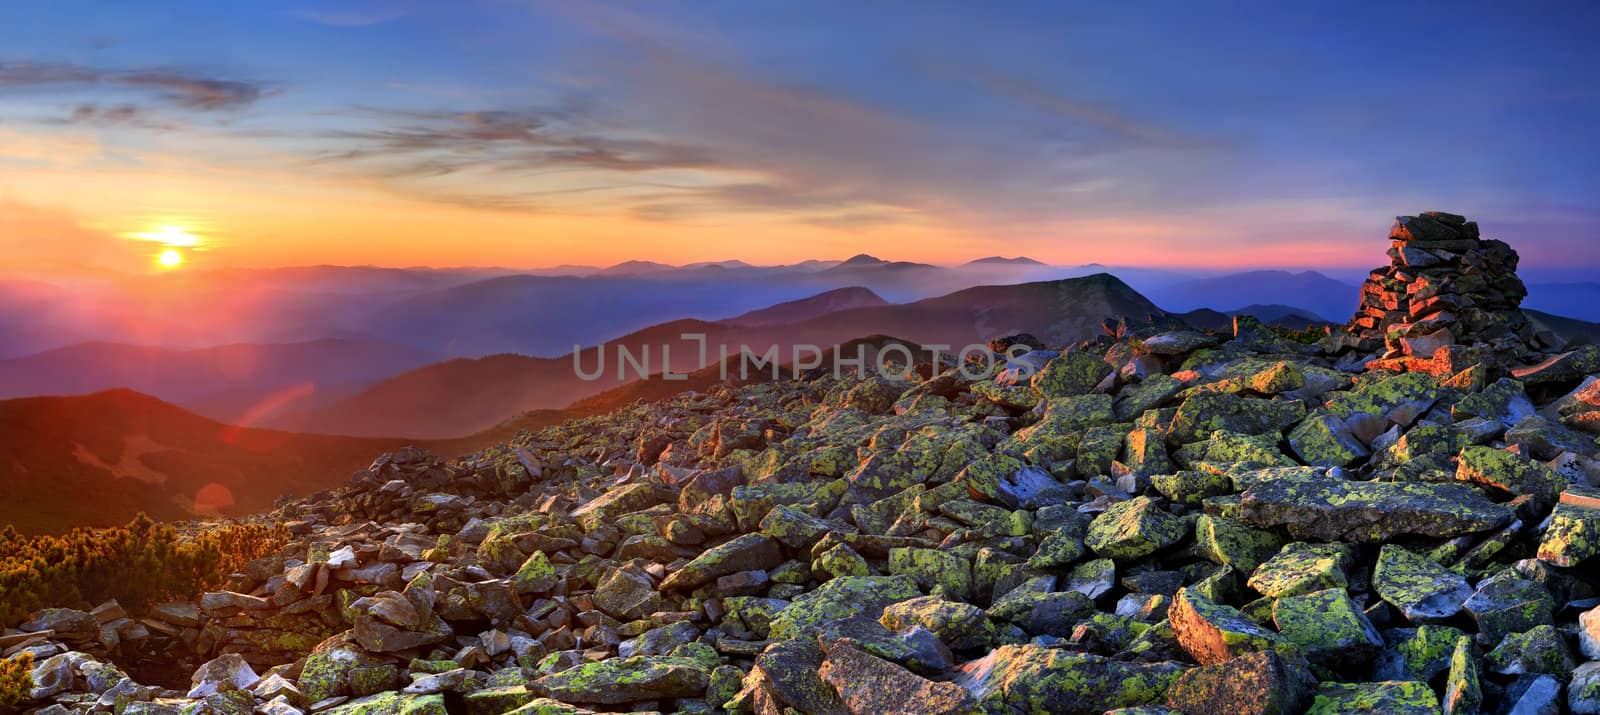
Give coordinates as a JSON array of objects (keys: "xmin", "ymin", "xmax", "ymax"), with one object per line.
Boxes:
[
  {"xmin": 322, "ymin": 108, "xmax": 720, "ymax": 175},
  {"xmin": 0, "ymin": 61, "xmax": 271, "ymax": 111}
]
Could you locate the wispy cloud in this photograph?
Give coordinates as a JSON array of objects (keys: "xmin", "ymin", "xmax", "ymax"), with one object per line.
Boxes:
[{"xmin": 0, "ymin": 62, "xmax": 271, "ymax": 111}]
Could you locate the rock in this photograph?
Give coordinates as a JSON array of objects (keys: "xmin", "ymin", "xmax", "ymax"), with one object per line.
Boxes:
[
  {"xmin": 956, "ymin": 645, "xmax": 1185, "ymax": 715},
  {"xmin": 298, "ymin": 645, "xmax": 385, "ymax": 703},
  {"xmin": 1372, "ymin": 544, "xmax": 1473, "ymax": 623},
  {"xmin": 1462, "ymin": 570, "xmax": 1554, "ymax": 644},
  {"xmin": 1142, "ymin": 331, "xmax": 1219, "ymax": 356},
  {"xmin": 768, "ymin": 575, "xmax": 921, "ymax": 640},
  {"xmin": 1581, "ymin": 605, "xmax": 1600, "ymax": 659},
  {"xmin": 1194, "ymin": 515, "xmax": 1283, "ymax": 574},
  {"xmin": 1287, "ymin": 413, "xmax": 1370, "ymax": 468},
  {"xmin": 350, "ymin": 601, "xmax": 452, "ymax": 653},
  {"xmin": 816, "ymin": 615, "xmax": 953, "ymax": 675},
  {"xmin": 1170, "ymin": 393, "xmax": 1307, "ymax": 445},
  {"xmin": 996, "ymin": 464, "xmax": 1073, "ymax": 509},
  {"xmin": 660, "ymin": 534, "xmax": 783, "ymax": 591},
  {"xmin": 188, "ymin": 654, "xmax": 260, "ymax": 698},
  {"xmin": 1571, "ymin": 662, "xmax": 1600, "ymax": 715},
  {"xmin": 1442, "ymin": 636, "xmax": 1480, "ymax": 715},
  {"xmin": 1032, "ymin": 350, "xmax": 1113, "ymax": 399},
  {"xmin": 1504, "ymin": 674, "xmax": 1563, "ymax": 715},
  {"xmin": 1169, "ymin": 587, "xmax": 1296, "ymax": 666},
  {"xmin": 1271, "ymin": 588, "xmax": 1382, "ymax": 668},
  {"xmin": 593, "ymin": 566, "xmax": 663, "ymax": 621},
  {"xmin": 510, "ymin": 552, "xmax": 556, "ymax": 594},
  {"xmin": 886, "ymin": 548, "xmax": 973, "ymax": 601},
  {"xmin": 880, "ymin": 596, "xmax": 996, "ymax": 651},
  {"xmin": 20, "ymin": 608, "xmax": 99, "ymax": 643},
  {"xmin": 986, "ymin": 589, "xmax": 1094, "ymax": 638},
  {"xmin": 28, "ymin": 652, "xmax": 75, "ymax": 700},
  {"xmin": 736, "ymin": 638, "xmax": 848, "ymax": 715},
  {"xmin": 1247, "ymin": 542, "xmax": 1350, "ymax": 598},
  {"xmin": 1239, "ymin": 475, "xmax": 1513, "ymax": 542},
  {"xmin": 1305, "ymin": 681, "xmax": 1442, "ymax": 714},
  {"xmin": 1537, "ymin": 493, "xmax": 1600, "ymax": 567},
  {"xmin": 1067, "ymin": 558, "xmax": 1117, "ymax": 599},
  {"xmin": 1085, "ymin": 496, "xmax": 1188, "ymax": 560},
  {"xmin": 1455, "ymin": 445, "xmax": 1562, "ymax": 508},
  {"xmin": 1484, "ymin": 624, "xmax": 1572, "ymax": 676},
  {"xmin": 818, "ymin": 639, "xmax": 976, "ymax": 715},
  {"xmin": 532, "ymin": 654, "xmax": 710, "ymax": 705},
  {"xmin": 1163, "ymin": 650, "xmax": 1315, "ymax": 715}
]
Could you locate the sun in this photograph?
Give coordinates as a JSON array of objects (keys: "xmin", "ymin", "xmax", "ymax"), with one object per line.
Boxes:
[{"xmin": 158, "ymin": 249, "xmax": 184, "ymax": 267}]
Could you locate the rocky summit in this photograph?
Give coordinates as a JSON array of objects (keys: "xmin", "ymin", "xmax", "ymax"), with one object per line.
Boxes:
[{"xmin": 7, "ymin": 213, "xmax": 1600, "ymax": 715}]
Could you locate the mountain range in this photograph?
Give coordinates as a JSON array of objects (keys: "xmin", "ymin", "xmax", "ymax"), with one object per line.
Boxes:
[{"xmin": 4, "ymin": 266, "xmax": 1598, "ymax": 533}]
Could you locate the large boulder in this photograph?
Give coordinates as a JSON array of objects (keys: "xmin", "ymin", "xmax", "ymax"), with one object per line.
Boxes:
[
  {"xmin": 956, "ymin": 645, "xmax": 1185, "ymax": 715},
  {"xmin": 818, "ymin": 639, "xmax": 975, "ymax": 715},
  {"xmin": 1164, "ymin": 651, "xmax": 1315, "ymax": 715},
  {"xmin": 1239, "ymin": 475, "xmax": 1513, "ymax": 542}
]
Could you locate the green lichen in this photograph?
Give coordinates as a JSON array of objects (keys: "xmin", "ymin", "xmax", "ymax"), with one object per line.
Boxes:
[{"xmin": 1084, "ymin": 496, "xmax": 1188, "ymax": 561}]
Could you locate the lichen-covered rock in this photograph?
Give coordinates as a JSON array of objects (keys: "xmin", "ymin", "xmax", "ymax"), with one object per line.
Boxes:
[
  {"xmin": 768, "ymin": 575, "xmax": 921, "ymax": 640},
  {"xmin": 1194, "ymin": 515, "xmax": 1283, "ymax": 575},
  {"xmin": 1288, "ymin": 413, "xmax": 1370, "ymax": 468},
  {"xmin": 818, "ymin": 639, "xmax": 976, "ymax": 715},
  {"xmin": 1163, "ymin": 650, "xmax": 1315, "ymax": 715},
  {"xmin": 593, "ymin": 566, "xmax": 663, "ymax": 621},
  {"xmin": 1484, "ymin": 624, "xmax": 1573, "ymax": 676},
  {"xmin": 1170, "ymin": 393, "xmax": 1307, "ymax": 445},
  {"xmin": 1461, "ymin": 569, "xmax": 1554, "ymax": 644},
  {"xmin": 1032, "ymin": 350, "xmax": 1113, "ymax": 399},
  {"xmin": 886, "ymin": 548, "xmax": 973, "ymax": 601},
  {"xmin": 509, "ymin": 551, "xmax": 556, "ymax": 594},
  {"xmin": 734, "ymin": 638, "xmax": 847, "ymax": 715},
  {"xmin": 1271, "ymin": 588, "xmax": 1382, "ymax": 668},
  {"xmin": 816, "ymin": 615, "xmax": 953, "ymax": 675},
  {"xmin": 880, "ymin": 596, "xmax": 997, "ymax": 651},
  {"xmin": 1442, "ymin": 636, "xmax": 1480, "ymax": 715},
  {"xmin": 660, "ymin": 533, "xmax": 782, "ymax": 591},
  {"xmin": 955, "ymin": 645, "xmax": 1185, "ymax": 715},
  {"xmin": 1247, "ymin": 542, "xmax": 1351, "ymax": 599},
  {"xmin": 1571, "ymin": 662, "xmax": 1600, "ymax": 715},
  {"xmin": 1537, "ymin": 494, "xmax": 1600, "ymax": 567},
  {"xmin": 1454, "ymin": 445, "xmax": 1562, "ymax": 507},
  {"xmin": 1152, "ymin": 471, "xmax": 1233, "ymax": 506},
  {"xmin": 1085, "ymin": 496, "xmax": 1189, "ymax": 560},
  {"xmin": 323, "ymin": 691, "xmax": 448, "ymax": 715},
  {"xmin": 1169, "ymin": 588, "xmax": 1297, "ymax": 666},
  {"xmin": 1305, "ymin": 681, "xmax": 1442, "ymax": 715},
  {"xmin": 1239, "ymin": 475, "xmax": 1513, "ymax": 542},
  {"xmin": 298, "ymin": 645, "xmax": 387, "ymax": 703},
  {"xmin": 1372, "ymin": 544, "xmax": 1472, "ymax": 624},
  {"xmin": 531, "ymin": 654, "xmax": 710, "ymax": 705}
]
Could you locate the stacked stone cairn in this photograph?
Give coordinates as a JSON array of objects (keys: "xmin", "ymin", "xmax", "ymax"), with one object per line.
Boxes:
[{"xmin": 1346, "ymin": 211, "xmax": 1559, "ymax": 374}]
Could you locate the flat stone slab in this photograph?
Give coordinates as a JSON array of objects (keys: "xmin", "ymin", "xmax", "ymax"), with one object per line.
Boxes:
[{"xmin": 1239, "ymin": 475, "xmax": 1513, "ymax": 542}]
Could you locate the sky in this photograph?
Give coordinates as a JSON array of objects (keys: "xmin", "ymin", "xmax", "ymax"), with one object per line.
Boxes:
[{"xmin": 0, "ymin": 0, "xmax": 1597, "ymax": 275}]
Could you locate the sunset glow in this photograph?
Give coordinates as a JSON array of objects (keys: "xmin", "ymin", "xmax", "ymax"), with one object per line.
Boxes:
[
  {"xmin": 0, "ymin": 3, "xmax": 1595, "ymax": 275},
  {"xmin": 158, "ymin": 249, "xmax": 183, "ymax": 267}
]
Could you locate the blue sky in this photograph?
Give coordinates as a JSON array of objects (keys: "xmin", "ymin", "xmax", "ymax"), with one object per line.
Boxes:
[{"xmin": 0, "ymin": 0, "xmax": 1596, "ymax": 271}]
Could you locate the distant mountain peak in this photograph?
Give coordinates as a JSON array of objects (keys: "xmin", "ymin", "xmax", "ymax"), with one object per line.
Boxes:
[
  {"xmin": 966, "ymin": 256, "xmax": 1046, "ymax": 266},
  {"xmin": 839, "ymin": 254, "xmax": 886, "ymax": 266}
]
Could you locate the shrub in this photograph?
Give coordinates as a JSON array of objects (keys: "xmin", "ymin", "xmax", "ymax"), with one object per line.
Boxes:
[
  {"xmin": 0, "ymin": 652, "xmax": 32, "ymax": 708},
  {"xmin": 0, "ymin": 515, "xmax": 288, "ymax": 625}
]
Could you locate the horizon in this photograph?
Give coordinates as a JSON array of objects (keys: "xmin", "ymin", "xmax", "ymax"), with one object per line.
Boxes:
[{"xmin": 2, "ymin": 2, "xmax": 1599, "ymax": 275}]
